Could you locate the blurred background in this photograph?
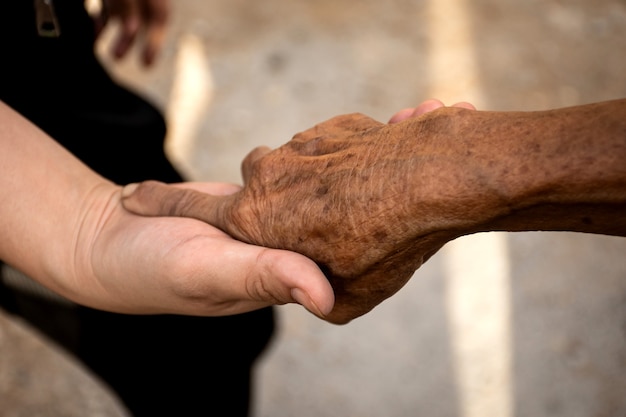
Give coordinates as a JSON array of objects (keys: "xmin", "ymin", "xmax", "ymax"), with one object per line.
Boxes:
[{"xmin": 2, "ymin": 0, "xmax": 626, "ymax": 416}]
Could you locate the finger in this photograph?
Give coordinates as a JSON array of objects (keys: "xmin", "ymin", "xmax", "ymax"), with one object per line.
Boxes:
[
  {"xmin": 140, "ymin": 0, "xmax": 169, "ymax": 66},
  {"xmin": 192, "ymin": 243, "xmax": 335, "ymax": 318},
  {"xmin": 114, "ymin": 20, "xmax": 140, "ymax": 59},
  {"xmin": 170, "ymin": 182, "xmax": 242, "ymax": 196},
  {"xmin": 388, "ymin": 108, "xmax": 415, "ymax": 124},
  {"xmin": 241, "ymin": 146, "xmax": 272, "ymax": 185},
  {"xmin": 451, "ymin": 101, "xmax": 476, "ymax": 110},
  {"xmin": 127, "ymin": 215, "xmax": 334, "ymax": 318},
  {"xmin": 217, "ymin": 244, "xmax": 335, "ymax": 318},
  {"xmin": 121, "ymin": 180, "xmax": 231, "ymax": 232},
  {"xmin": 388, "ymin": 99, "xmax": 446, "ymax": 124},
  {"xmin": 112, "ymin": 2, "xmax": 141, "ymax": 60},
  {"xmin": 411, "ymin": 98, "xmax": 446, "ymax": 116}
]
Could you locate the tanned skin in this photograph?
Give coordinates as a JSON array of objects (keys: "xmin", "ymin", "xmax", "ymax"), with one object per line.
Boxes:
[{"xmin": 122, "ymin": 99, "xmax": 626, "ymax": 324}]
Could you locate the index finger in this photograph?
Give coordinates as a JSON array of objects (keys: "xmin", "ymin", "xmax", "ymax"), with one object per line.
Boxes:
[{"xmin": 242, "ymin": 146, "xmax": 272, "ymax": 185}]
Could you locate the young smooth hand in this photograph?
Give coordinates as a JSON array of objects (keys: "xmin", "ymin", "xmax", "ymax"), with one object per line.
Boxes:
[
  {"xmin": 0, "ymin": 100, "xmax": 333, "ymax": 321},
  {"xmin": 75, "ymin": 182, "xmax": 335, "ymax": 319}
]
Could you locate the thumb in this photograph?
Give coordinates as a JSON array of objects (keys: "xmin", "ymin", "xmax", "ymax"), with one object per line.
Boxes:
[
  {"xmin": 121, "ymin": 180, "xmax": 232, "ymax": 233},
  {"xmin": 247, "ymin": 248, "xmax": 335, "ymax": 319}
]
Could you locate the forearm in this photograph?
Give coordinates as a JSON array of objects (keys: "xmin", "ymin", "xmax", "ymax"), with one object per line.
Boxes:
[
  {"xmin": 118, "ymin": 99, "xmax": 626, "ymax": 323},
  {"xmin": 413, "ymin": 99, "xmax": 626, "ymax": 237},
  {"xmin": 0, "ymin": 101, "xmax": 117, "ymax": 297}
]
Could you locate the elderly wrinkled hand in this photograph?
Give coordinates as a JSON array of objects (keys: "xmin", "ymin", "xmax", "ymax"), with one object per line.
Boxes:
[
  {"xmin": 123, "ymin": 98, "xmax": 626, "ymax": 324},
  {"xmin": 121, "ymin": 101, "xmax": 477, "ymax": 324}
]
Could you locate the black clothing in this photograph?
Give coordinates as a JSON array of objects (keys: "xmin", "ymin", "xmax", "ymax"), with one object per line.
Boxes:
[{"xmin": 0, "ymin": 1, "xmax": 275, "ymax": 415}]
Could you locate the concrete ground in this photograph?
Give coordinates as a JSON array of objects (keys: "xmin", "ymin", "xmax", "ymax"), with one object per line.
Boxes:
[{"xmin": 2, "ymin": 0, "xmax": 626, "ymax": 416}]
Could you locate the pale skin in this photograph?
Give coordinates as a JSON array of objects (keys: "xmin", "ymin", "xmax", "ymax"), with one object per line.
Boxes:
[
  {"xmin": 121, "ymin": 98, "xmax": 626, "ymax": 324},
  {"xmin": 0, "ymin": 100, "xmax": 334, "ymax": 318},
  {"xmin": 2, "ymin": 0, "xmax": 335, "ymax": 318}
]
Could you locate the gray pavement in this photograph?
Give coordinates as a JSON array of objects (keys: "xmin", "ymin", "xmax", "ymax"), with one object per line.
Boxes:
[{"xmin": 2, "ymin": 0, "xmax": 626, "ymax": 415}]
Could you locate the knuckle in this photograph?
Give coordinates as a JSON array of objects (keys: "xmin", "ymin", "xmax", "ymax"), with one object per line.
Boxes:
[{"xmin": 245, "ymin": 249, "xmax": 285, "ymax": 305}]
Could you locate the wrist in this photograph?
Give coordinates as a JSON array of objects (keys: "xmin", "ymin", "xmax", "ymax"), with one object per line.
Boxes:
[
  {"xmin": 393, "ymin": 100, "xmax": 626, "ymax": 240},
  {"xmin": 391, "ymin": 107, "xmax": 515, "ymax": 239},
  {"xmin": 455, "ymin": 101, "xmax": 626, "ymax": 236},
  {"xmin": 43, "ymin": 180, "xmax": 122, "ymax": 303}
]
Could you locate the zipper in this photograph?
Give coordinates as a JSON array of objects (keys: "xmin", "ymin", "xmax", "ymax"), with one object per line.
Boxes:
[{"xmin": 34, "ymin": 0, "xmax": 61, "ymax": 37}]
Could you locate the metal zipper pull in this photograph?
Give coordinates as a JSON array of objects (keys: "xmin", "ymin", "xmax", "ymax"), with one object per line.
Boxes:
[{"xmin": 34, "ymin": 0, "xmax": 61, "ymax": 38}]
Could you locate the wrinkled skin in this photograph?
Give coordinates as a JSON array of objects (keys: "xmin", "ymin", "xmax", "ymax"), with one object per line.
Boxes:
[
  {"xmin": 223, "ymin": 114, "xmax": 452, "ymax": 323},
  {"xmin": 122, "ymin": 99, "xmax": 626, "ymax": 324},
  {"xmin": 123, "ymin": 105, "xmax": 496, "ymax": 324}
]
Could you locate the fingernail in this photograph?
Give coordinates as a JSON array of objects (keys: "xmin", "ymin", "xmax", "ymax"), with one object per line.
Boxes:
[
  {"xmin": 120, "ymin": 183, "xmax": 139, "ymax": 199},
  {"xmin": 291, "ymin": 288, "xmax": 326, "ymax": 318}
]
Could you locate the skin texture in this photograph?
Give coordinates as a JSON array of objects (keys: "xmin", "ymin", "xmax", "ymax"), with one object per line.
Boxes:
[
  {"xmin": 0, "ymin": 100, "xmax": 334, "ymax": 319},
  {"xmin": 122, "ymin": 99, "xmax": 626, "ymax": 324}
]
